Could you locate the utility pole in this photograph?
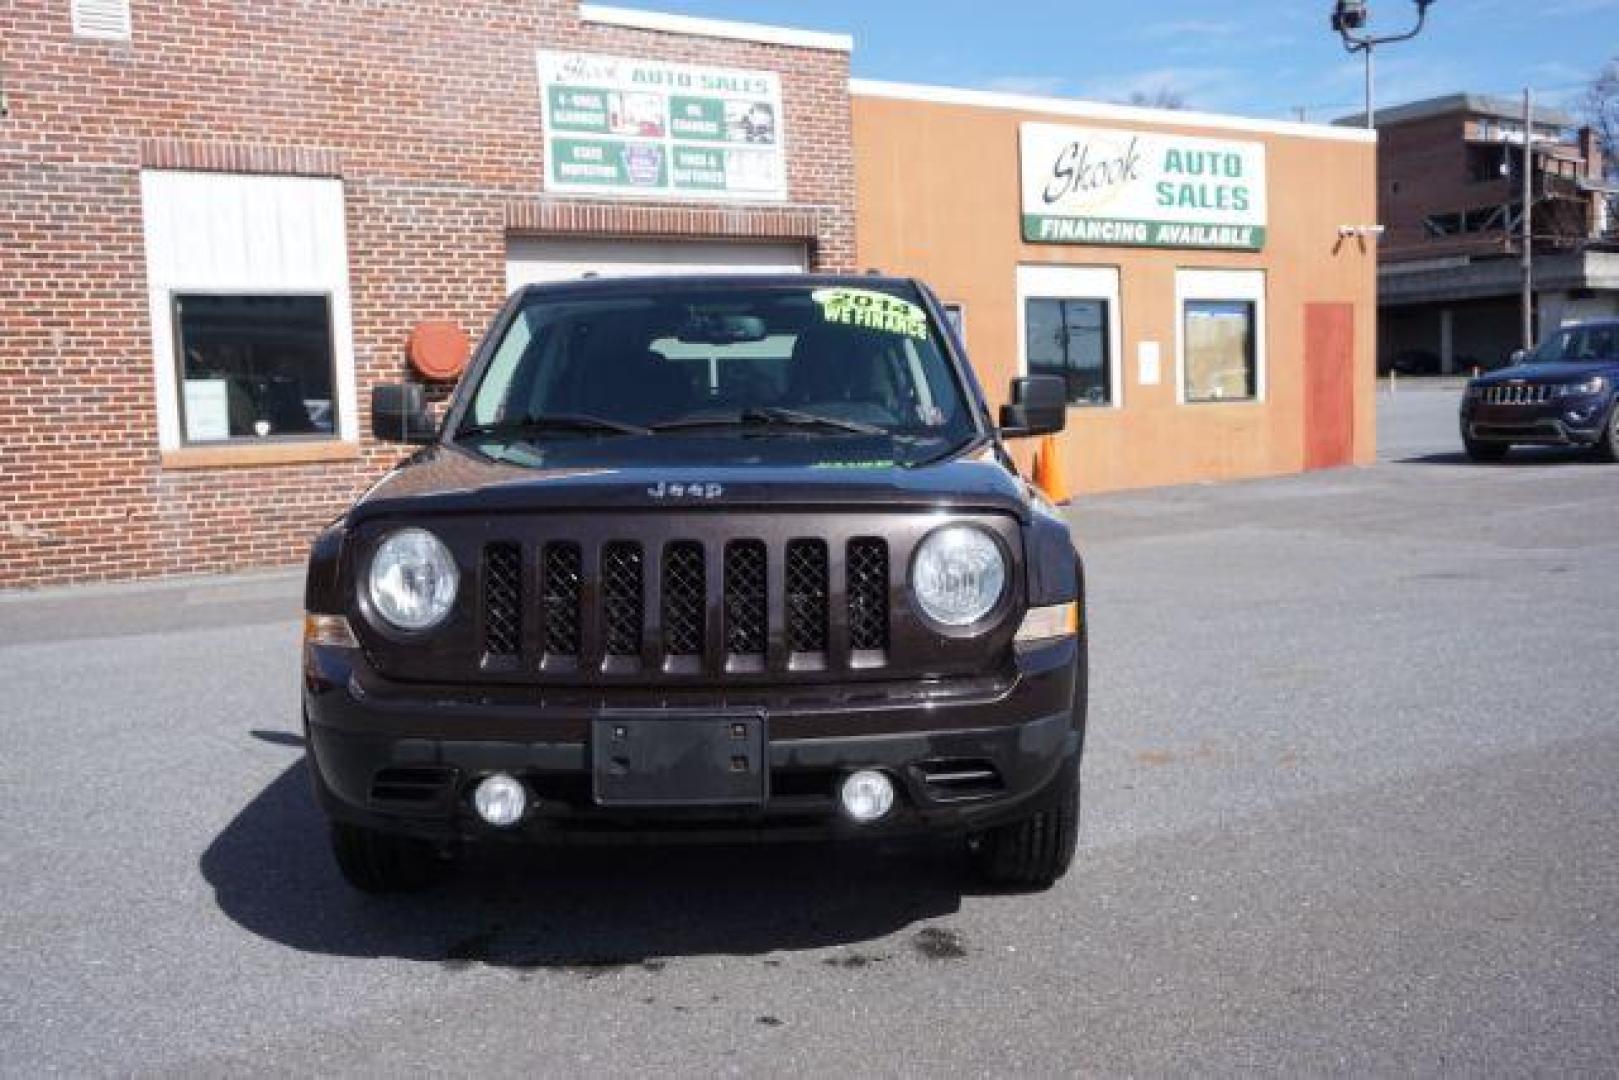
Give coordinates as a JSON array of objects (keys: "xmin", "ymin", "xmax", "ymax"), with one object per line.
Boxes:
[
  {"xmin": 1520, "ymin": 87, "xmax": 1535, "ymax": 352},
  {"xmin": 1331, "ymin": 2, "xmax": 1438, "ymax": 129},
  {"xmin": 1364, "ymin": 48, "xmax": 1374, "ymax": 131}
]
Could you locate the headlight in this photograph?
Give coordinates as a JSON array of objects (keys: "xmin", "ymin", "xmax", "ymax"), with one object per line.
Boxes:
[
  {"xmin": 1555, "ymin": 377, "xmax": 1607, "ymax": 398},
  {"xmin": 1464, "ymin": 383, "xmax": 1483, "ymax": 400},
  {"xmin": 367, "ymin": 528, "xmax": 459, "ymax": 631},
  {"xmin": 910, "ymin": 525, "xmax": 1007, "ymax": 629}
]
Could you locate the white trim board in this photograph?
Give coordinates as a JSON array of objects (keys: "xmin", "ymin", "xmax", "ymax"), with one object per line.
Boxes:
[
  {"xmin": 139, "ymin": 170, "xmax": 359, "ymax": 451},
  {"xmin": 579, "ymin": 5, "xmax": 853, "ymax": 52},
  {"xmin": 851, "ymin": 79, "xmax": 1378, "ymax": 145},
  {"xmin": 505, "ymin": 237, "xmax": 808, "ymax": 292}
]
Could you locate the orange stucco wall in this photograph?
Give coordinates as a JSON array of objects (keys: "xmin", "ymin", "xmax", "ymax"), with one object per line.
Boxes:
[{"xmin": 853, "ymin": 93, "xmax": 1379, "ymax": 494}]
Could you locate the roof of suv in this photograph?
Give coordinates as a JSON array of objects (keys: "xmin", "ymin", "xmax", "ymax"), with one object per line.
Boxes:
[{"xmin": 514, "ymin": 273, "xmax": 922, "ymax": 299}]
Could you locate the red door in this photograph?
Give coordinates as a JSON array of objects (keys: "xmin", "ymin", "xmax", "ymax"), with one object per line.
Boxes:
[{"xmin": 1304, "ymin": 303, "xmax": 1355, "ymax": 470}]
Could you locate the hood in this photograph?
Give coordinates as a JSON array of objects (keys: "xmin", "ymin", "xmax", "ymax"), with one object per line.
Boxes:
[
  {"xmin": 349, "ymin": 438, "xmax": 1032, "ymax": 522},
  {"xmin": 1474, "ymin": 360, "xmax": 1618, "ymax": 385}
]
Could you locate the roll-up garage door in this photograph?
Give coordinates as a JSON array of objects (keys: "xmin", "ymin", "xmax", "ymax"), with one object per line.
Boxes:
[{"xmin": 506, "ymin": 238, "xmax": 808, "ymax": 292}]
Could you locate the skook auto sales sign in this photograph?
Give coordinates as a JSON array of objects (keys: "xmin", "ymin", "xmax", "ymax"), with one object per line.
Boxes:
[{"xmin": 1020, "ymin": 122, "xmax": 1267, "ymax": 250}]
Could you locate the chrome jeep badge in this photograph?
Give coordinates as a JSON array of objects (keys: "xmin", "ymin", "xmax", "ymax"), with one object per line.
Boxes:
[{"xmin": 646, "ymin": 481, "xmax": 724, "ymax": 499}]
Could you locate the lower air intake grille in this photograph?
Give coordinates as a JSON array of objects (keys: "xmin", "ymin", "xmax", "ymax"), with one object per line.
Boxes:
[
  {"xmin": 916, "ymin": 759, "xmax": 1004, "ymax": 802},
  {"xmin": 369, "ymin": 766, "xmax": 456, "ymax": 808},
  {"xmin": 482, "ymin": 542, "xmax": 522, "ymax": 657},
  {"xmin": 785, "ymin": 539, "xmax": 829, "ymax": 653},
  {"xmin": 724, "ymin": 540, "xmax": 767, "ymax": 657},
  {"xmin": 662, "ymin": 542, "xmax": 706, "ymax": 657},
  {"xmin": 601, "ymin": 542, "xmax": 644, "ymax": 656},
  {"xmin": 542, "ymin": 542, "xmax": 582, "ymax": 657},
  {"xmin": 846, "ymin": 538, "xmax": 889, "ymax": 651}
]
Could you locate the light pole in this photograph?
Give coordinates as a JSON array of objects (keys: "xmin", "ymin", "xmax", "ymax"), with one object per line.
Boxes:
[{"xmin": 1331, "ymin": 1, "xmax": 1438, "ymax": 130}]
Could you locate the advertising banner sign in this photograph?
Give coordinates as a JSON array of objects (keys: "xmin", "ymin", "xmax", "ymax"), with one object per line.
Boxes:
[
  {"xmin": 1020, "ymin": 122, "xmax": 1267, "ymax": 250},
  {"xmin": 539, "ymin": 50, "xmax": 786, "ymax": 201}
]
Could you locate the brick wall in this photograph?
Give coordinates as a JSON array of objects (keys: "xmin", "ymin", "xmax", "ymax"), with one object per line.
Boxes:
[
  {"xmin": 0, "ymin": 0, "xmax": 855, "ymax": 587},
  {"xmin": 1377, "ymin": 114, "xmax": 1510, "ymax": 257}
]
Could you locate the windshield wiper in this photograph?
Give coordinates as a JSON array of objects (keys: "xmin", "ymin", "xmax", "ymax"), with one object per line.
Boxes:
[
  {"xmin": 652, "ymin": 407, "xmax": 885, "ymax": 436},
  {"xmin": 902, "ymin": 434, "xmax": 986, "ymax": 469},
  {"xmin": 457, "ymin": 413, "xmax": 652, "ymax": 440}
]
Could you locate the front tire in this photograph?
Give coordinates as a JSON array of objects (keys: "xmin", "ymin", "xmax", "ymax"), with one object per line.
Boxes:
[
  {"xmin": 1464, "ymin": 437, "xmax": 1510, "ymax": 462},
  {"xmin": 329, "ymin": 822, "xmax": 444, "ymax": 894},
  {"xmin": 970, "ymin": 754, "xmax": 1080, "ymax": 890},
  {"xmin": 1596, "ymin": 405, "xmax": 1619, "ymax": 462}
]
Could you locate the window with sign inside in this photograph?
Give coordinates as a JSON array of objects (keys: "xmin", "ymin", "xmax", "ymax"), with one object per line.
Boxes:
[
  {"xmin": 1183, "ymin": 301, "xmax": 1258, "ymax": 403},
  {"xmin": 1025, "ymin": 298, "xmax": 1112, "ymax": 406},
  {"xmin": 1178, "ymin": 269, "xmax": 1265, "ymax": 405},
  {"xmin": 172, "ymin": 295, "xmax": 339, "ymax": 443}
]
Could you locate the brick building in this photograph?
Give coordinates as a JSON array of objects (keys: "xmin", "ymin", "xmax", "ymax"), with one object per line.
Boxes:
[
  {"xmin": 2, "ymin": 1, "xmax": 853, "ymax": 587},
  {"xmin": 1351, "ymin": 94, "xmax": 1619, "ymax": 373},
  {"xmin": 2, "ymin": 1, "xmax": 1375, "ymax": 588}
]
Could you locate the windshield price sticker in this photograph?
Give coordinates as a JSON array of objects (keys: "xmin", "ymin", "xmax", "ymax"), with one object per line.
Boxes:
[{"xmin": 813, "ymin": 288, "xmax": 929, "ymax": 341}]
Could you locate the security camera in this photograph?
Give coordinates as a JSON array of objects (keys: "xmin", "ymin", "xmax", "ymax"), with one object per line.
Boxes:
[{"xmin": 1331, "ymin": 0, "xmax": 1369, "ymax": 31}]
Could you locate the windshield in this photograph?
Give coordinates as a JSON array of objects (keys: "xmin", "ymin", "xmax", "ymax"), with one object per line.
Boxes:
[
  {"xmin": 1531, "ymin": 324, "xmax": 1619, "ymax": 363},
  {"xmin": 458, "ymin": 283, "xmax": 978, "ymax": 466}
]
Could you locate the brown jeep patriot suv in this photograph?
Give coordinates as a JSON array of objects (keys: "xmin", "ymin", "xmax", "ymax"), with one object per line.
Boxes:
[{"xmin": 302, "ymin": 275, "xmax": 1087, "ymax": 892}]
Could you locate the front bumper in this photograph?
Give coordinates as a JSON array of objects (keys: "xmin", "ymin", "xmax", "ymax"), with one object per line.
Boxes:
[
  {"xmin": 302, "ymin": 636, "xmax": 1082, "ymax": 847},
  {"xmin": 1461, "ymin": 398, "xmax": 1611, "ymax": 446}
]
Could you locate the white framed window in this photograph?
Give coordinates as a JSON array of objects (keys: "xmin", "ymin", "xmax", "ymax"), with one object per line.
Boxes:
[
  {"xmin": 140, "ymin": 171, "xmax": 359, "ymax": 450},
  {"xmin": 1175, "ymin": 269, "xmax": 1267, "ymax": 405},
  {"xmin": 1016, "ymin": 265, "xmax": 1123, "ymax": 408},
  {"xmin": 71, "ymin": 0, "xmax": 131, "ymax": 40}
]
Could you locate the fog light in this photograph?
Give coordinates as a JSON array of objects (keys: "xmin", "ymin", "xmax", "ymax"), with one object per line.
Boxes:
[
  {"xmin": 473, "ymin": 774, "xmax": 527, "ymax": 828},
  {"xmin": 839, "ymin": 770, "xmax": 895, "ymax": 824}
]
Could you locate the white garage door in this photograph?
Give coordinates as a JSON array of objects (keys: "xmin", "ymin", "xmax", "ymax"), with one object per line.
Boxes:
[{"xmin": 506, "ymin": 238, "xmax": 807, "ymax": 293}]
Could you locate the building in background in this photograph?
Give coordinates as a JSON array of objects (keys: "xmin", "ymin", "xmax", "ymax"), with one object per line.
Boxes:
[
  {"xmin": 0, "ymin": 0, "xmax": 1374, "ymax": 587},
  {"xmin": 855, "ymin": 85, "xmax": 1378, "ymax": 495},
  {"xmin": 1352, "ymin": 94, "xmax": 1619, "ymax": 374}
]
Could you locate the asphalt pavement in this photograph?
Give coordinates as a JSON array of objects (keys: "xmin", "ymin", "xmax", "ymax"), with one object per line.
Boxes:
[{"xmin": 3, "ymin": 385, "xmax": 1616, "ymax": 1075}]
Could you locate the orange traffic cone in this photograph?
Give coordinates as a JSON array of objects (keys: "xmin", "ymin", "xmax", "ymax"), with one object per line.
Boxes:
[{"xmin": 1033, "ymin": 434, "xmax": 1072, "ymax": 505}]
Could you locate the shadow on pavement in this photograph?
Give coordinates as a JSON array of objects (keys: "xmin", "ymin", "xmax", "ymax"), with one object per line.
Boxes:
[
  {"xmin": 1396, "ymin": 449, "xmax": 1607, "ymax": 467},
  {"xmin": 200, "ymin": 760, "xmax": 968, "ymax": 969}
]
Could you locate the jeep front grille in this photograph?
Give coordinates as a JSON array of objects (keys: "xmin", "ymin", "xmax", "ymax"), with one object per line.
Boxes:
[
  {"xmin": 785, "ymin": 539, "xmax": 829, "ymax": 655},
  {"xmin": 662, "ymin": 541, "xmax": 707, "ymax": 660},
  {"xmin": 476, "ymin": 531, "xmax": 894, "ymax": 677},
  {"xmin": 1481, "ymin": 384, "xmax": 1552, "ymax": 405},
  {"xmin": 482, "ymin": 542, "xmax": 522, "ymax": 658},
  {"xmin": 724, "ymin": 540, "xmax": 768, "ymax": 659},
  {"xmin": 846, "ymin": 538, "xmax": 889, "ymax": 653},
  {"xmin": 601, "ymin": 542, "xmax": 644, "ymax": 657},
  {"xmin": 541, "ymin": 542, "xmax": 582, "ymax": 658}
]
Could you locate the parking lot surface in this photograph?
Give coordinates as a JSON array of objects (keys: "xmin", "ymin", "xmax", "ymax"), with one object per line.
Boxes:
[{"xmin": 3, "ymin": 387, "xmax": 1616, "ymax": 1075}]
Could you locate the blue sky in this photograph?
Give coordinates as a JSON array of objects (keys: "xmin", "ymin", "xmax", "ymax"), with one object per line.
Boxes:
[{"xmin": 612, "ymin": 0, "xmax": 1619, "ymax": 122}]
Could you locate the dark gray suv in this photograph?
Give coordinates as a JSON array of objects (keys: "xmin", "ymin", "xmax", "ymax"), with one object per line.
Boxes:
[{"xmin": 302, "ymin": 275, "xmax": 1088, "ymax": 894}]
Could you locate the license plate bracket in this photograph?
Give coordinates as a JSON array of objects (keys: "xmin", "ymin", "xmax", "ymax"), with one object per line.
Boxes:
[{"xmin": 591, "ymin": 712, "xmax": 767, "ymax": 807}]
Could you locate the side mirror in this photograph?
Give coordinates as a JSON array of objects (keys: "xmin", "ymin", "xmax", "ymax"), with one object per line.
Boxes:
[
  {"xmin": 1509, "ymin": 348, "xmax": 1528, "ymax": 365},
  {"xmin": 371, "ymin": 383, "xmax": 437, "ymax": 444},
  {"xmin": 998, "ymin": 375, "xmax": 1068, "ymax": 438}
]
